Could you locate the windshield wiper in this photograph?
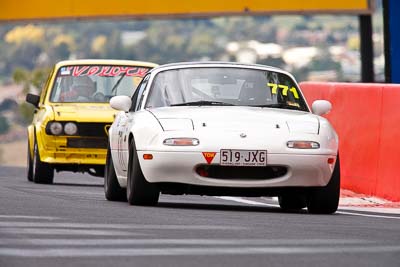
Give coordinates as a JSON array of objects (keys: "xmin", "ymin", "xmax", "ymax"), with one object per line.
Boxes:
[
  {"xmin": 253, "ymin": 103, "xmax": 302, "ymax": 110},
  {"xmin": 170, "ymin": 100, "xmax": 235, "ymax": 106},
  {"xmin": 110, "ymin": 73, "xmax": 126, "ymax": 94}
]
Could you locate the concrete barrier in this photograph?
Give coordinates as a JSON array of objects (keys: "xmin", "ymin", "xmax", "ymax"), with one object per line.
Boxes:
[{"xmin": 300, "ymin": 82, "xmax": 400, "ymax": 202}]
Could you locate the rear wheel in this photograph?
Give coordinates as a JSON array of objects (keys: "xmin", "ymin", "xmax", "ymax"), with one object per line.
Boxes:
[
  {"xmin": 127, "ymin": 138, "xmax": 159, "ymax": 206},
  {"xmin": 27, "ymin": 139, "xmax": 33, "ymax": 182},
  {"xmin": 104, "ymin": 144, "xmax": 126, "ymax": 201},
  {"xmin": 307, "ymin": 155, "xmax": 340, "ymax": 214},
  {"xmin": 32, "ymin": 138, "xmax": 54, "ymax": 184},
  {"xmin": 278, "ymin": 194, "xmax": 307, "ymax": 211}
]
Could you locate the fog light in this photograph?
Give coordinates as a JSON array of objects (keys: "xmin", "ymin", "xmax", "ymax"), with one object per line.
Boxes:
[
  {"xmin": 163, "ymin": 138, "xmax": 199, "ymax": 146},
  {"xmin": 64, "ymin": 122, "xmax": 78, "ymax": 135},
  {"xmin": 49, "ymin": 122, "xmax": 63, "ymax": 135},
  {"xmin": 287, "ymin": 141, "xmax": 320, "ymax": 149},
  {"xmin": 196, "ymin": 166, "xmax": 209, "ymax": 177}
]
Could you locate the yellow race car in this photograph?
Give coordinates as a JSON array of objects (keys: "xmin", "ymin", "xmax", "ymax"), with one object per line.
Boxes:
[{"xmin": 25, "ymin": 59, "xmax": 158, "ymax": 184}]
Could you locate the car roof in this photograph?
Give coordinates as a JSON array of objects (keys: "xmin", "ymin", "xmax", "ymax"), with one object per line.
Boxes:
[
  {"xmin": 54, "ymin": 59, "xmax": 158, "ymax": 68},
  {"xmin": 149, "ymin": 61, "xmax": 294, "ymax": 78}
]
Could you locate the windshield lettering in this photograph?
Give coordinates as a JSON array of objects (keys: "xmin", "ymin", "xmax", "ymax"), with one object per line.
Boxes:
[
  {"xmin": 268, "ymin": 82, "xmax": 300, "ymax": 99},
  {"xmin": 65, "ymin": 66, "xmax": 150, "ymax": 77},
  {"xmin": 50, "ymin": 64, "xmax": 152, "ymax": 103}
]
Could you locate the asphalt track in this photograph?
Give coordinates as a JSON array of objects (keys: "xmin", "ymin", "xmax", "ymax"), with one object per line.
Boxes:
[{"xmin": 0, "ymin": 166, "xmax": 399, "ymax": 267}]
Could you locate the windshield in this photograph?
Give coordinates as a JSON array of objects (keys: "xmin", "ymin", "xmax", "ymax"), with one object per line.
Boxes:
[
  {"xmin": 145, "ymin": 67, "xmax": 308, "ymax": 111},
  {"xmin": 49, "ymin": 65, "xmax": 152, "ymax": 103}
]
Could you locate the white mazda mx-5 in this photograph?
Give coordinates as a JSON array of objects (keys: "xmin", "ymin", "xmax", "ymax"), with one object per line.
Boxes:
[{"xmin": 105, "ymin": 62, "xmax": 340, "ymax": 214}]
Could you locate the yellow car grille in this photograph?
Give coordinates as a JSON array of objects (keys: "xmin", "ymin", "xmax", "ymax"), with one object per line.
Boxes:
[
  {"xmin": 77, "ymin": 123, "xmax": 111, "ymax": 137},
  {"xmin": 67, "ymin": 137, "xmax": 108, "ymax": 149}
]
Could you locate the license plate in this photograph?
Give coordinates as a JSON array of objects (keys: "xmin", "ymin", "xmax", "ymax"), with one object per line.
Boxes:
[{"xmin": 220, "ymin": 149, "xmax": 267, "ymax": 166}]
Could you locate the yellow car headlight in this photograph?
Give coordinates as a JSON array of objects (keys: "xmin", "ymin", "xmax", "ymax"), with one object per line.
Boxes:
[
  {"xmin": 48, "ymin": 122, "xmax": 63, "ymax": 135},
  {"xmin": 64, "ymin": 122, "xmax": 78, "ymax": 135}
]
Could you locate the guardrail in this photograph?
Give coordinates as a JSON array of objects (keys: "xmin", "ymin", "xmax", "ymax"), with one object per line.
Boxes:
[{"xmin": 300, "ymin": 82, "xmax": 400, "ymax": 202}]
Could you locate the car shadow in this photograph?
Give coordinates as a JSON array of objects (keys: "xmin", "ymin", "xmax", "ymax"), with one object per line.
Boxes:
[
  {"xmin": 52, "ymin": 182, "xmax": 103, "ymax": 188},
  {"xmin": 156, "ymin": 201, "xmax": 309, "ymax": 215}
]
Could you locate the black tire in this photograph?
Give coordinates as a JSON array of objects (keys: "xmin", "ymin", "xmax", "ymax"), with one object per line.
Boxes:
[
  {"xmin": 278, "ymin": 194, "xmax": 307, "ymax": 211},
  {"xmin": 127, "ymin": 138, "xmax": 159, "ymax": 206},
  {"xmin": 27, "ymin": 139, "xmax": 33, "ymax": 182},
  {"xmin": 104, "ymin": 144, "xmax": 126, "ymax": 201},
  {"xmin": 307, "ymin": 155, "xmax": 341, "ymax": 214},
  {"xmin": 32, "ymin": 137, "xmax": 54, "ymax": 184}
]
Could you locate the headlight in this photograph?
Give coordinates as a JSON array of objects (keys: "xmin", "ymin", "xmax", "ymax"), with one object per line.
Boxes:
[
  {"xmin": 287, "ymin": 141, "xmax": 320, "ymax": 149},
  {"xmin": 286, "ymin": 121, "xmax": 319, "ymax": 134},
  {"xmin": 158, "ymin": 119, "xmax": 193, "ymax": 131},
  {"xmin": 48, "ymin": 122, "xmax": 63, "ymax": 135},
  {"xmin": 163, "ymin": 138, "xmax": 199, "ymax": 146},
  {"xmin": 64, "ymin": 122, "xmax": 78, "ymax": 135}
]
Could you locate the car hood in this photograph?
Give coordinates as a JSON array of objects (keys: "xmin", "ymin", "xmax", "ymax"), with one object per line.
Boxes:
[
  {"xmin": 149, "ymin": 106, "xmax": 320, "ymax": 134},
  {"xmin": 51, "ymin": 104, "xmax": 117, "ymax": 122}
]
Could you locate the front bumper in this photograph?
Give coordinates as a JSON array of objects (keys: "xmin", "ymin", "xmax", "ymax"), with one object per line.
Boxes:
[
  {"xmin": 39, "ymin": 136, "xmax": 107, "ymax": 165},
  {"xmin": 138, "ymin": 151, "xmax": 337, "ymax": 188}
]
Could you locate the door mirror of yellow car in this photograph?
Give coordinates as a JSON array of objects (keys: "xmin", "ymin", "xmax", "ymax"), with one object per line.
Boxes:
[
  {"xmin": 26, "ymin": 93, "xmax": 40, "ymax": 108},
  {"xmin": 110, "ymin": 95, "xmax": 132, "ymax": 112},
  {"xmin": 312, "ymin": 100, "xmax": 332, "ymax": 116}
]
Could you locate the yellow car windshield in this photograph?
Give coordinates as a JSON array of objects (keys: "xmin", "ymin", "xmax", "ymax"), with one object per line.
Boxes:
[{"xmin": 49, "ymin": 65, "xmax": 151, "ymax": 103}]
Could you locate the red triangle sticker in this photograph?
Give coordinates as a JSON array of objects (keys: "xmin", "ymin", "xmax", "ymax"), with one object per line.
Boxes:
[{"xmin": 202, "ymin": 152, "xmax": 216, "ymax": 164}]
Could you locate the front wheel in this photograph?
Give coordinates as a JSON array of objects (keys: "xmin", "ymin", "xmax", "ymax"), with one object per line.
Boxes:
[
  {"xmin": 307, "ymin": 155, "xmax": 341, "ymax": 214},
  {"xmin": 104, "ymin": 144, "xmax": 126, "ymax": 201},
  {"xmin": 126, "ymin": 138, "xmax": 159, "ymax": 206},
  {"xmin": 27, "ymin": 139, "xmax": 33, "ymax": 182},
  {"xmin": 278, "ymin": 194, "xmax": 307, "ymax": 211},
  {"xmin": 32, "ymin": 138, "xmax": 54, "ymax": 184}
]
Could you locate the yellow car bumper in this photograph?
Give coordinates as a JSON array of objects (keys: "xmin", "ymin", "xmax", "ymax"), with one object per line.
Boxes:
[{"xmin": 39, "ymin": 136, "xmax": 107, "ymax": 165}]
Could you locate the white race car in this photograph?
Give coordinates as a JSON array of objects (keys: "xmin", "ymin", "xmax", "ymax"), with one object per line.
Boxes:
[{"xmin": 105, "ymin": 62, "xmax": 339, "ymax": 214}]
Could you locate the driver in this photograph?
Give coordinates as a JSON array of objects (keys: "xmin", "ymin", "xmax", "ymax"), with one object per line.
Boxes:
[{"xmin": 61, "ymin": 76, "xmax": 96, "ymax": 102}]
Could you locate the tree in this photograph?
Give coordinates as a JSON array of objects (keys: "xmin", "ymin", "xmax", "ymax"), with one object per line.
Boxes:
[
  {"xmin": 0, "ymin": 115, "xmax": 10, "ymax": 134},
  {"xmin": 13, "ymin": 67, "xmax": 50, "ymax": 94},
  {"xmin": 12, "ymin": 67, "xmax": 51, "ymax": 124},
  {"xmin": 18, "ymin": 103, "xmax": 35, "ymax": 125}
]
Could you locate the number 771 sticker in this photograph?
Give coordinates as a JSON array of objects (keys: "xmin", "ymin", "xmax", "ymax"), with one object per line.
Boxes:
[{"xmin": 267, "ymin": 83, "xmax": 299, "ymax": 99}]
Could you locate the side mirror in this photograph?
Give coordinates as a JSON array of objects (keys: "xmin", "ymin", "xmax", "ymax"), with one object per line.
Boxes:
[
  {"xmin": 312, "ymin": 100, "xmax": 332, "ymax": 116},
  {"xmin": 26, "ymin": 93, "xmax": 40, "ymax": 108},
  {"xmin": 110, "ymin": 95, "xmax": 132, "ymax": 112}
]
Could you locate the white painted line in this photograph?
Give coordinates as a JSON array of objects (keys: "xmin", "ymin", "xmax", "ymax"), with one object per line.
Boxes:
[
  {"xmin": 0, "ymin": 222, "xmax": 245, "ymax": 230},
  {"xmin": 217, "ymin": 197, "xmax": 400, "ymax": 218},
  {"xmin": 216, "ymin": 196, "xmax": 279, "ymax": 208},
  {"xmin": 0, "ymin": 215, "xmax": 59, "ymax": 220},
  {"xmin": 361, "ymin": 196, "xmax": 390, "ymax": 205},
  {"xmin": 0, "ymin": 228, "xmax": 130, "ymax": 236},
  {"xmin": 25, "ymin": 189, "xmax": 103, "ymax": 195},
  {"xmin": 339, "ymin": 206, "xmax": 400, "ymax": 215},
  {"xmin": 0, "ymin": 245, "xmax": 399, "ymax": 257},
  {"xmin": 339, "ymin": 197, "xmax": 389, "ymax": 206},
  {"xmin": 337, "ymin": 211, "xmax": 400, "ymax": 220},
  {"xmin": 0, "ymin": 238, "xmax": 371, "ymax": 246}
]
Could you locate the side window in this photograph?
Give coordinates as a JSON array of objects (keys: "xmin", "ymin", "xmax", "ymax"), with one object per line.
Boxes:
[
  {"xmin": 130, "ymin": 75, "xmax": 149, "ymax": 112},
  {"xmin": 136, "ymin": 81, "xmax": 149, "ymax": 111},
  {"xmin": 40, "ymin": 68, "xmax": 54, "ymax": 104}
]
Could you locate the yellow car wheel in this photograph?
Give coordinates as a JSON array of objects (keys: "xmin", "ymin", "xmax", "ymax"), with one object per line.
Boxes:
[
  {"xmin": 32, "ymin": 137, "xmax": 54, "ymax": 184},
  {"xmin": 27, "ymin": 140, "xmax": 33, "ymax": 182}
]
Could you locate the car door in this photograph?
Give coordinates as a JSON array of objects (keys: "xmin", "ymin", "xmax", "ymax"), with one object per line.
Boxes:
[
  {"xmin": 115, "ymin": 111, "xmax": 129, "ymax": 174},
  {"xmin": 110, "ymin": 110, "xmax": 125, "ymax": 177},
  {"xmin": 119, "ymin": 75, "xmax": 150, "ymax": 177}
]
